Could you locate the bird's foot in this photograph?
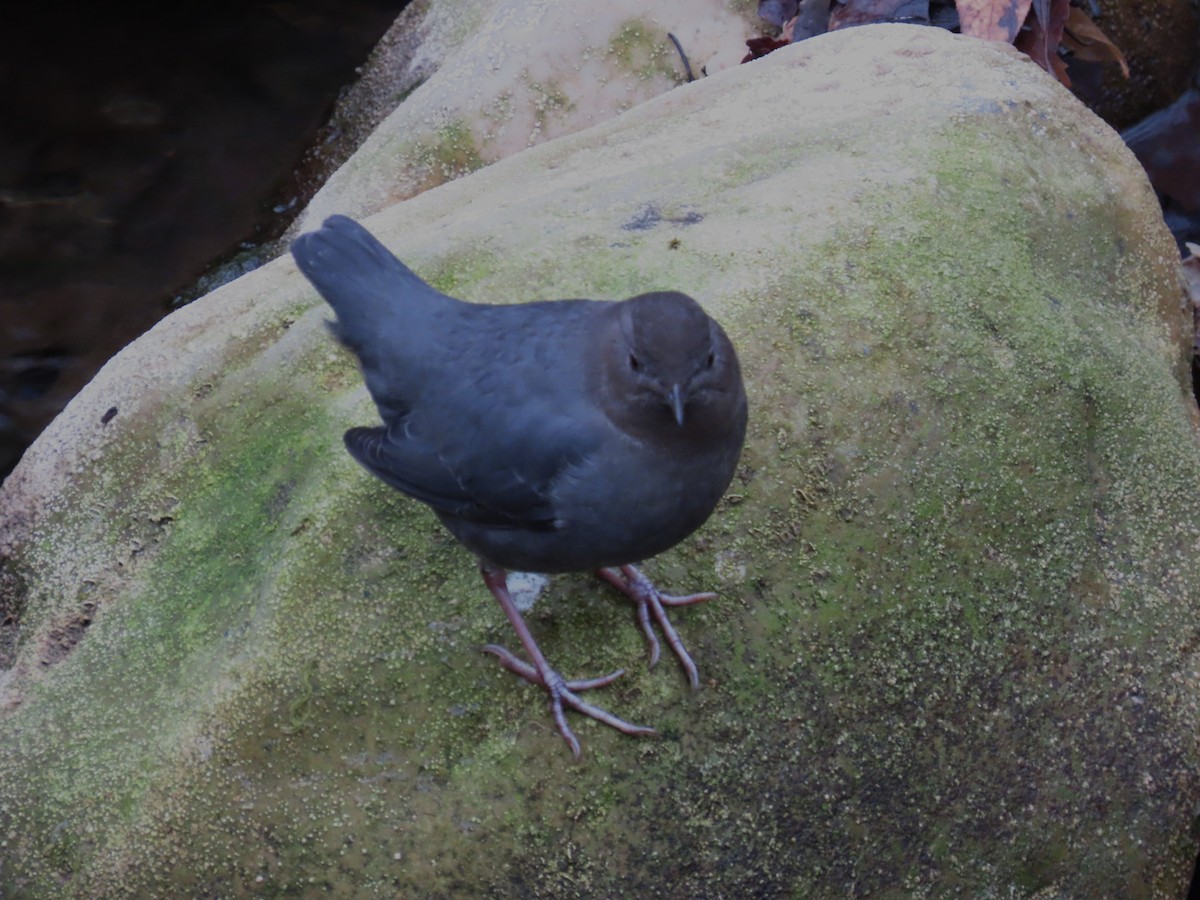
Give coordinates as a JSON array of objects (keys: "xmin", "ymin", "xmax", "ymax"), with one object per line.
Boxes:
[
  {"xmin": 596, "ymin": 564, "xmax": 714, "ymax": 689},
  {"xmin": 479, "ymin": 562, "xmax": 654, "ymax": 757},
  {"xmin": 482, "ymin": 643, "xmax": 655, "ymax": 758}
]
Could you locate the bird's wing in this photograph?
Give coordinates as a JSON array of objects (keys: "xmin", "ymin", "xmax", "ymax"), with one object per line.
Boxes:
[
  {"xmin": 344, "ymin": 425, "xmax": 481, "ymax": 517},
  {"xmin": 344, "ymin": 409, "xmax": 603, "ymax": 529}
]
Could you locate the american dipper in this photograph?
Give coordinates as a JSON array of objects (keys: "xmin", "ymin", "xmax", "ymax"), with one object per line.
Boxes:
[{"xmin": 292, "ymin": 215, "xmax": 747, "ymax": 757}]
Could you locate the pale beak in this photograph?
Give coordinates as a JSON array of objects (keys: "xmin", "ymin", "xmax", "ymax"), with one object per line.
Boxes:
[{"xmin": 669, "ymin": 383, "xmax": 685, "ymax": 426}]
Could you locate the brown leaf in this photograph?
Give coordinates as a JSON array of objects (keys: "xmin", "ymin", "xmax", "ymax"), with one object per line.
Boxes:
[
  {"xmin": 741, "ymin": 36, "xmax": 791, "ymax": 63},
  {"xmin": 1031, "ymin": 0, "xmax": 1070, "ymax": 66},
  {"xmin": 1014, "ymin": 0, "xmax": 1070, "ymax": 86},
  {"xmin": 957, "ymin": 0, "xmax": 1033, "ymax": 43},
  {"xmin": 1060, "ymin": 7, "xmax": 1130, "ymax": 78}
]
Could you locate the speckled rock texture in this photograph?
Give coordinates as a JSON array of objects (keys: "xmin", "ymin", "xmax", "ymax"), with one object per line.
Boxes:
[
  {"xmin": 2, "ymin": 24, "xmax": 1198, "ymax": 898},
  {"xmin": 295, "ymin": 0, "xmax": 757, "ymax": 230}
]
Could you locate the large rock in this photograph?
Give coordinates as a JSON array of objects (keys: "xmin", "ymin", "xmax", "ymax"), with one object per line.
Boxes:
[
  {"xmin": 2, "ymin": 24, "xmax": 1197, "ymax": 897},
  {"xmin": 297, "ymin": 0, "xmax": 756, "ymax": 228}
]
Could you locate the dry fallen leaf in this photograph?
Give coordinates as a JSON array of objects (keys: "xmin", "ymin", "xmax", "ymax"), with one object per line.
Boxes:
[
  {"xmin": 956, "ymin": 0, "xmax": 1033, "ymax": 42},
  {"xmin": 1014, "ymin": 0, "xmax": 1071, "ymax": 86},
  {"xmin": 741, "ymin": 35, "xmax": 791, "ymax": 63},
  {"xmin": 1060, "ymin": 7, "xmax": 1130, "ymax": 78}
]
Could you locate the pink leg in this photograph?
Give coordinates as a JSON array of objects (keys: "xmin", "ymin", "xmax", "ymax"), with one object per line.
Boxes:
[
  {"xmin": 478, "ymin": 562, "xmax": 655, "ymax": 758},
  {"xmin": 595, "ymin": 564, "xmax": 714, "ymax": 690}
]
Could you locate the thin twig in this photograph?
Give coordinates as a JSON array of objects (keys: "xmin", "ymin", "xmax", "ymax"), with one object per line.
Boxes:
[{"xmin": 667, "ymin": 32, "xmax": 696, "ymax": 82}]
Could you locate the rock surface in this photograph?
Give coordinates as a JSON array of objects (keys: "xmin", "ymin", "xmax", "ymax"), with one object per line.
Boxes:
[
  {"xmin": 2, "ymin": 24, "xmax": 1198, "ymax": 897},
  {"xmin": 296, "ymin": 0, "xmax": 756, "ymax": 229}
]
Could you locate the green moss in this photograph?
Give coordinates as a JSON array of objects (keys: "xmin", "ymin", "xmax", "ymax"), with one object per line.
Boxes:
[
  {"xmin": 481, "ymin": 89, "xmax": 516, "ymax": 127},
  {"xmin": 526, "ymin": 77, "xmax": 575, "ymax": 133},
  {"xmin": 423, "ymin": 244, "xmax": 503, "ymax": 298},
  {"xmin": 607, "ymin": 17, "xmax": 682, "ymax": 84},
  {"xmin": 409, "ymin": 119, "xmax": 486, "ymax": 192},
  {"xmin": 2, "ymin": 29, "xmax": 1198, "ymax": 897}
]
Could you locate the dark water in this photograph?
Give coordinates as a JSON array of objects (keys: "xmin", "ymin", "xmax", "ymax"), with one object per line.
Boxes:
[{"xmin": 0, "ymin": 0, "xmax": 409, "ymax": 478}]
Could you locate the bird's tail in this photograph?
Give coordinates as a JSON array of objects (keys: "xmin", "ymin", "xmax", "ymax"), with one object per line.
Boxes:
[{"xmin": 291, "ymin": 215, "xmax": 453, "ymax": 353}]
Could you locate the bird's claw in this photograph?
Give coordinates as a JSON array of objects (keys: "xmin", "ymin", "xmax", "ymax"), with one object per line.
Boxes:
[
  {"xmin": 597, "ymin": 564, "xmax": 713, "ymax": 689},
  {"xmin": 482, "ymin": 644, "xmax": 655, "ymax": 758}
]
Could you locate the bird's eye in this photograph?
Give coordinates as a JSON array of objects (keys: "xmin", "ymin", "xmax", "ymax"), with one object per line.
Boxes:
[
  {"xmin": 705, "ymin": 352, "xmax": 715, "ymax": 369},
  {"xmin": 629, "ymin": 353, "xmax": 641, "ymax": 372}
]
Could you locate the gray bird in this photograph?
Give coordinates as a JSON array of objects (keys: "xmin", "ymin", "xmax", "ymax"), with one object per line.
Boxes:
[{"xmin": 292, "ymin": 215, "xmax": 747, "ymax": 757}]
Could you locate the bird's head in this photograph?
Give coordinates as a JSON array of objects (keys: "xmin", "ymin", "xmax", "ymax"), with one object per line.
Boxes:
[{"xmin": 598, "ymin": 291, "xmax": 744, "ymax": 440}]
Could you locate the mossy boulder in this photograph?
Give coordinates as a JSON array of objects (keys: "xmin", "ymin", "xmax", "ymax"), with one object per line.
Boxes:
[{"xmin": 2, "ymin": 24, "xmax": 1198, "ymax": 897}]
